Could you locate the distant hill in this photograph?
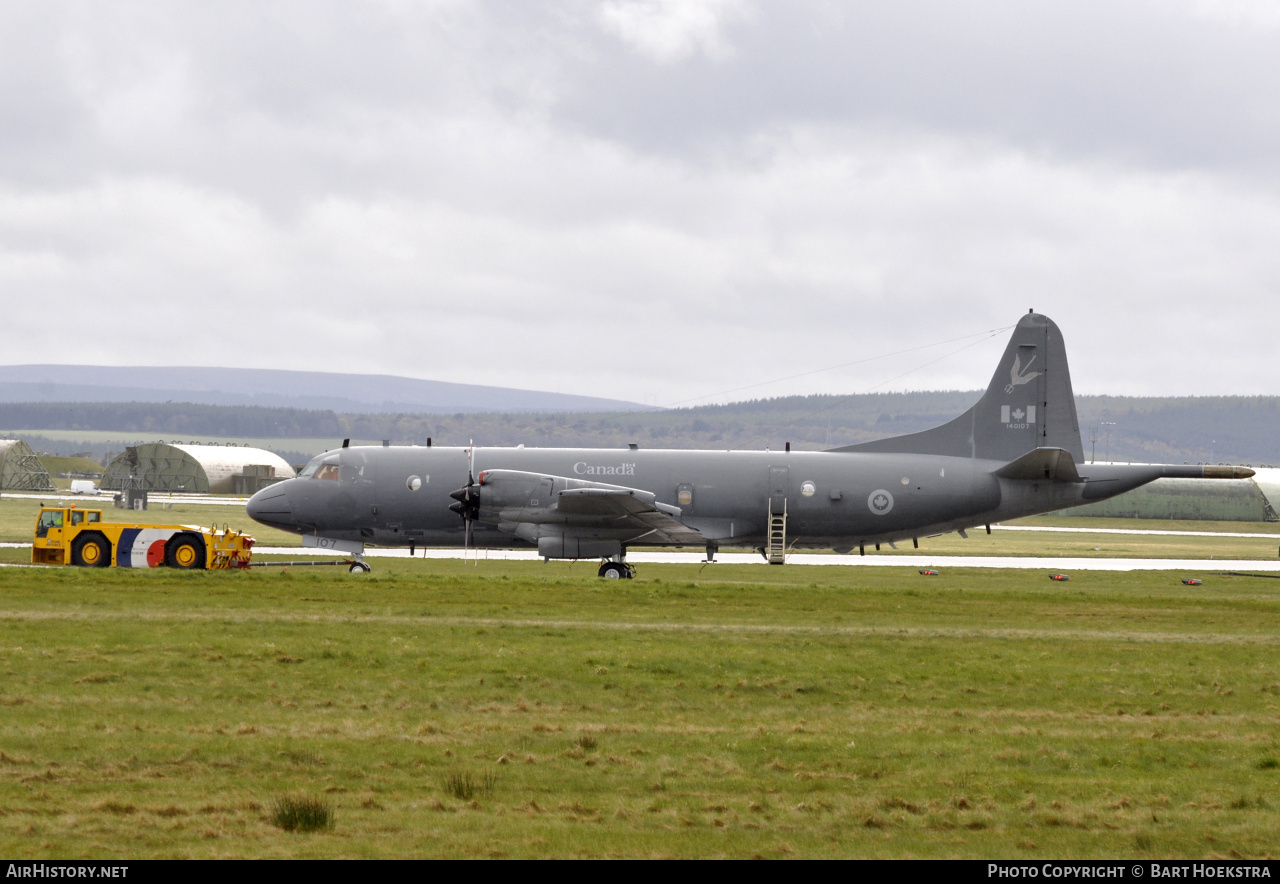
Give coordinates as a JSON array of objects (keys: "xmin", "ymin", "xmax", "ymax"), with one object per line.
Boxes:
[
  {"xmin": 0, "ymin": 365, "xmax": 642, "ymax": 414},
  {"xmin": 0, "ymin": 401, "xmax": 340, "ymax": 438},
  {"xmin": 4, "ymin": 393, "xmax": 1279, "ymax": 469}
]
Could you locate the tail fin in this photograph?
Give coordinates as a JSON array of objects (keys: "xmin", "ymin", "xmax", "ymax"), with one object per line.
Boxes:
[{"xmin": 831, "ymin": 312, "xmax": 1084, "ymax": 462}]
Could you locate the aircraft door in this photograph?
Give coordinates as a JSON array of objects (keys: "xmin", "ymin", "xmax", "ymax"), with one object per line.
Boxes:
[
  {"xmin": 768, "ymin": 466, "xmax": 789, "ymax": 515},
  {"xmin": 339, "ymin": 447, "xmax": 380, "ymax": 525}
]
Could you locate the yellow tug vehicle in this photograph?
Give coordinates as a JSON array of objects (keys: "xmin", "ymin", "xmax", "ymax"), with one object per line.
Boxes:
[{"xmin": 31, "ymin": 505, "xmax": 254, "ymax": 569}]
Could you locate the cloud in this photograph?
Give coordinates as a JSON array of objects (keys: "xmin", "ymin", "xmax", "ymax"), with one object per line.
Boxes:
[
  {"xmin": 1179, "ymin": 0, "xmax": 1280, "ymax": 29},
  {"xmin": 562, "ymin": 1, "xmax": 1280, "ymax": 181},
  {"xmin": 6, "ymin": 118, "xmax": 1277, "ymax": 402},
  {"xmin": 596, "ymin": 0, "xmax": 750, "ymax": 63},
  {"xmin": 1, "ymin": 1, "xmax": 1278, "ymax": 405}
]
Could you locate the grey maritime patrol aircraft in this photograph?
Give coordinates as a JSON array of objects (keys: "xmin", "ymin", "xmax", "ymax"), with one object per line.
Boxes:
[{"xmin": 246, "ymin": 312, "xmax": 1251, "ymax": 575}]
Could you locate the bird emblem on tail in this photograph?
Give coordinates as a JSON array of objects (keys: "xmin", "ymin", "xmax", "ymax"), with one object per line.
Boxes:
[{"xmin": 1004, "ymin": 353, "xmax": 1040, "ymax": 394}]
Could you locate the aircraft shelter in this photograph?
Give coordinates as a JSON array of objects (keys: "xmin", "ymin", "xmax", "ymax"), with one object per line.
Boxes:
[
  {"xmin": 101, "ymin": 442, "xmax": 296, "ymax": 495},
  {"xmin": 0, "ymin": 438, "xmax": 57, "ymax": 492}
]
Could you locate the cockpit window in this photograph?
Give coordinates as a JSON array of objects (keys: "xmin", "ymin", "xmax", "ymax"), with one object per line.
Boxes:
[{"xmin": 301, "ymin": 455, "xmax": 340, "ymax": 480}]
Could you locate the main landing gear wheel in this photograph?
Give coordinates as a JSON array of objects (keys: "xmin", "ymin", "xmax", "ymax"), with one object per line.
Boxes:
[
  {"xmin": 598, "ymin": 562, "xmax": 634, "ymax": 579},
  {"xmin": 349, "ymin": 561, "xmax": 372, "ymax": 574}
]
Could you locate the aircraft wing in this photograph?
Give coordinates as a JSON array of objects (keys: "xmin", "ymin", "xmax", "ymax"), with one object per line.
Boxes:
[
  {"xmin": 555, "ymin": 488, "xmax": 706, "ymax": 546},
  {"xmin": 471, "ymin": 469, "xmax": 707, "ymax": 547}
]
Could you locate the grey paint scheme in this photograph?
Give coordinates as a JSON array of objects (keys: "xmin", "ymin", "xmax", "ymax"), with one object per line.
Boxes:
[{"xmin": 247, "ymin": 314, "xmax": 1251, "ymax": 558}]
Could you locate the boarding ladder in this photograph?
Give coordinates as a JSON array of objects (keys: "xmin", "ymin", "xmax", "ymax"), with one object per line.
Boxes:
[{"xmin": 766, "ymin": 502, "xmax": 787, "ymax": 565}]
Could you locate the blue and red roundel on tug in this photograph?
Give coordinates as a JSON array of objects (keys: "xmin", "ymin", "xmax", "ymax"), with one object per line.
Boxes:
[{"xmin": 115, "ymin": 528, "xmax": 181, "ymax": 568}]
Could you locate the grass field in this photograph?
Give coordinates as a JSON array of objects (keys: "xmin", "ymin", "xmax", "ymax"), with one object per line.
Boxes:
[
  {"xmin": 1, "ymin": 553, "xmax": 1279, "ymax": 858},
  {"xmin": 35, "ymin": 456, "xmax": 105, "ymax": 479}
]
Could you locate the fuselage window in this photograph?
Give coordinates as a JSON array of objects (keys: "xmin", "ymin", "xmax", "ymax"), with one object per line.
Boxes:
[{"xmin": 314, "ymin": 464, "xmax": 340, "ymax": 481}]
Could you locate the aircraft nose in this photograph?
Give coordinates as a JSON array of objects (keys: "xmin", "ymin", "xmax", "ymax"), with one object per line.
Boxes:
[{"xmin": 246, "ymin": 484, "xmax": 296, "ymax": 530}]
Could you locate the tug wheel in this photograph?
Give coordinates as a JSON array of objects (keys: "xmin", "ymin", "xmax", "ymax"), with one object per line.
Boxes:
[
  {"xmin": 165, "ymin": 534, "xmax": 206, "ymax": 570},
  {"xmin": 71, "ymin": 533, "xmax": 111, "ymax": 568}
]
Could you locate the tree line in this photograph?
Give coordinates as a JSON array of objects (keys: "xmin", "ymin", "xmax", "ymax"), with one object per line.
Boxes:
[
  {"xmin": 0, "ymin": 402, "xmax": 341, "ymax": 437},
  {"xmin": 4, "ymin": 394, "xmax": 1280, "ymax": 467}
]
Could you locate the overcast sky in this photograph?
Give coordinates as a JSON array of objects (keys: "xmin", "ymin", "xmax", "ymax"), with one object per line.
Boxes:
[{"xmin": 3, "ymin": 0, "xmax": 1279, "ymax": 406}]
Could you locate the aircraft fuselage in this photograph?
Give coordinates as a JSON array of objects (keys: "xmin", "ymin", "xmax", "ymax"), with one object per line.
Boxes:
[{"xmin": 252, "ymin": 444, "xmax": 1111, "ymax": 552}]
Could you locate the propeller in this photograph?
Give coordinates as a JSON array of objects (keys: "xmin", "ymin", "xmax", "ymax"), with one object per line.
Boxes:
[
  {"xmin": 448, "ymin": 473, "xmax": 479, "ymax": 550},
  {"xmin": 448, "ymin": 442, "xmax": 479, "ymax": 562}
]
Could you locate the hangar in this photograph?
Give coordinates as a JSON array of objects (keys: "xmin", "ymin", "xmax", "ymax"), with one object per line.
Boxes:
[
  {"xmin": 101, "ymin": 442, "xmax": 296, "ymax": 495},
  {"xmin": 0, "ymin": 438, "xmax": 57, "ymax": 492}
]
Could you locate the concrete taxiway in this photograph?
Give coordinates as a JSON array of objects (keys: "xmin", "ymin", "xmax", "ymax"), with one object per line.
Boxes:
[
  {"xmin": 4, "ymin": 545, "xmax": 1276, "ymax": 572},
  {"xmin": 237, "ymin": 546, "xmax": 1280, "ymax": 572}
]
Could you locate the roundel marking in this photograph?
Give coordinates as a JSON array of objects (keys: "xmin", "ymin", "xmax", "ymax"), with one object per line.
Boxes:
[
  {"xmin": 146, "ymin": 539, "xmax": 168, "ymax": 568},
  {"xmin": 867, "ymin": 489, "xmax": 894, "ymax": 516},
  {"xmin": 123, "ymin": 528, "xmax": 176, "ymax": 568}
]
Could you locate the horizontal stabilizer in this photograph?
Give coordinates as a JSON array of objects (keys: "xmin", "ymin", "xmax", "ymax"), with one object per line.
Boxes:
[{"xmin": 995, "ymin": 447, "xmax": 1082, "ymax": 482}]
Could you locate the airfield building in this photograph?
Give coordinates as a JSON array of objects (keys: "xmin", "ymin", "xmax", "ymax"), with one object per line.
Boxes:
[
  {"xmin": 0, "ymin": 438, "xmax": 57, "ymax": 492},
  {"xmin": 101, "ymin": 442, "xmax": 296, "ymax": 495}
]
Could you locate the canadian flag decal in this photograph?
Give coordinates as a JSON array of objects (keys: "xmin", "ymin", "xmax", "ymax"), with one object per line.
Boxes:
[{"xmin": 1001, "ymin": 405, "xmax": 1036, "ymax": 425}]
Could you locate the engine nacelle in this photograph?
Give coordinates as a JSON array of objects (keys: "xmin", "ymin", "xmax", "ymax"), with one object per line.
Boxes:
[{"xmin": 474, "ymin": 470, "xmax": 546, "ymax": 510}]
